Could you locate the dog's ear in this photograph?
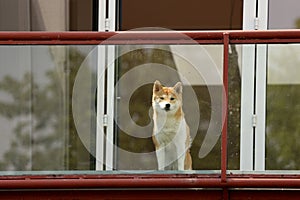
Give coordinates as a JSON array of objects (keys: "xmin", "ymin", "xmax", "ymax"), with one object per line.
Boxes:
[
  {"xmin": 153, "ymin": 80, "xmax": 163, "ymax": 93},
  {"xmin": 173, "ymin": 82, "xmax": 182, "ymax": 94}
]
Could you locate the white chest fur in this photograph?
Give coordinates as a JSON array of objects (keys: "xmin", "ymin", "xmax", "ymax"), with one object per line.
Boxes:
[
  {"xmin": 153, "ymin": 112, "xmax": 189, "ymax": 170},
  {"xmin": 153, "ymin": 115, "xmax": 187, "ymax": 147}
]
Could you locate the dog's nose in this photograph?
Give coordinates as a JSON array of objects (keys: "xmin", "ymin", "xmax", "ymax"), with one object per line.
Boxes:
[{"xmin": 165, "ymin": 104, "xmax": 170, "ymax": 109}]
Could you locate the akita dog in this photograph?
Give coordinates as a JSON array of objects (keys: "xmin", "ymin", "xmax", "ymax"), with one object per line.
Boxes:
[{"xmin": 152, "ymin": 80, "xmax": 192, "ymax": 170}]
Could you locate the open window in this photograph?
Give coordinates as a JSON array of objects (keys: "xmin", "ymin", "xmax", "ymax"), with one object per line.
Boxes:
[{"xmin": 95, "ymin": 0, "xmax": 243, "ymax": 171}]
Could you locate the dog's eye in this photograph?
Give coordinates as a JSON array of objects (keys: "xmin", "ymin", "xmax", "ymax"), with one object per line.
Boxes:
[
  {"xmin": 170, "ymin": 97, "xmax": 175, "ymax": 100},
  {"xmin": 160, "ymin": 97, "xmax": 164, "ymax": 100}
]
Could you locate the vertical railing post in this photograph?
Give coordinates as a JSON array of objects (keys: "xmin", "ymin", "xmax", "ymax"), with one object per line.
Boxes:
[{"xmin": 221, "ymin": 32, "xmax": 229, "ymax": 184}]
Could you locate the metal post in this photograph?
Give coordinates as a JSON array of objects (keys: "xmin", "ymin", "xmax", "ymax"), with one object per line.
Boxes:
[{"xmin": 221, "ymin": 32, "xmax": 229, "ymax": 183}]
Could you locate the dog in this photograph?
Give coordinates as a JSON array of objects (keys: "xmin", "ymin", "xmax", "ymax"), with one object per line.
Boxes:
[{"xmin": 152, "ymin": 80, "xmax": 192, "ymax": 170}]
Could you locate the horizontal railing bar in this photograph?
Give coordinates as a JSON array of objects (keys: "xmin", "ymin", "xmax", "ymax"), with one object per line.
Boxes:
[
  {"xmin": 1, "ymin": 30, "xmax": 300, "ymax": 45},
  {"xmin": 0, "ymin": 174, "xmax": 300, "ymax": 189}
]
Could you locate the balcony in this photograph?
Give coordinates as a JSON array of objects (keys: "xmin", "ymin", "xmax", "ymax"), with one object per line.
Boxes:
[{"xmin": 0, "ymin": 30, "xmax": 300, "ymax": 199}]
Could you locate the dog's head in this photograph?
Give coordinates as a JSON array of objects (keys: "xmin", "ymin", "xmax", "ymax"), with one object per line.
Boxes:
[{"xmin": 152, "ymin": 80, "xmax": 183, "ymax": 113}]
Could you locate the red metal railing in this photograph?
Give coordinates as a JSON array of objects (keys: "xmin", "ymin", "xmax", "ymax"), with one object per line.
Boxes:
[
  {"xmin": 222, "ymin": 32, "xmax": 229, "ymax": 184},
  {"xmin": 1, "ymin": 173, "xmax": 300, "ymax": 189},
  {"xmin": 1, "ymin": 30, "xmax": 300, "ymax": 199},
  {"xmin": 1, "ymin": 30, "xmax": 300, "ymax": 44}
]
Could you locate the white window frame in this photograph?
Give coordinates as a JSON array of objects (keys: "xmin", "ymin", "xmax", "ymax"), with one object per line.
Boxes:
[
  {"xmin": 96, "ymin": 0, "xmax": 116, "ymax": 170},
  {"xmin": 240, "ymin": 0, "xmax": 257, "ymax": 171},
  {"xmin": 240, "ymin": 0, "xmax": 269, "ymax": 171},
  {"xmin": 254, "ymin": 0, "xmax": 268, "ymax": 171}
]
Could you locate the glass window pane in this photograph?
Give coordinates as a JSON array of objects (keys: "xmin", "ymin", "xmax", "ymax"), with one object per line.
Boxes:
[
  {"xmin": 0, "ymin": 46, "xmax": 32, "ymax": 170},
  {"xmin": 0, "ymin": 45, "xmax": 96, "ymax": 171},
  {"xmin": 227, "ymin": 45, "xmax": 241, "ymax": 170},
  {"xmin": 269, "ymin": 0, "xmax": 300, "ymax": 29},
  {"xmin": 114, "ymin": 44, "xmax": 231, "ymax": 170},
  {"xmin": 266, "ymin": 0, "xmax": 300, "ymax": 170},
  {"xmin": 266, "ymin": 44, "xmax": 300, "ymax": 170},
  {"xmin": 0, "ymin": 43, "xmax": 242, "ymax": 173}
]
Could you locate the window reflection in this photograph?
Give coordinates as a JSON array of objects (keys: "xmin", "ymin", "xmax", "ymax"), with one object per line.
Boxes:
[
  {"xmin": 0, "ymin": 46, "xmax": 95, "ymax": 171},
  {"xmin": 0, "ymin": 0, "xmax": 93, "ymax": 31}
]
